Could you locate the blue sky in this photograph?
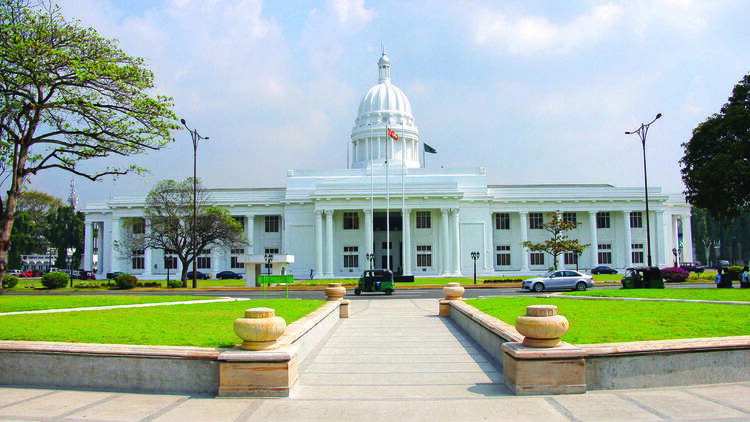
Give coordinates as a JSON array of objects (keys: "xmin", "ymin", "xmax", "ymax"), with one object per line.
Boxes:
[{"xmin": 32, "ymin": 0, "xmax": 750, "ymax": 207}]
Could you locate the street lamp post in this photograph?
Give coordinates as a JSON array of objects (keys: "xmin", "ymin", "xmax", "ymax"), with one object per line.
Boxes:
[
  {"xmin": 626, "ymin": 113, "xmax": 661, "ymax": 268},
  {"xmin": 265, "ymin": 253, "xmax": 274, "ymax": 276},
  {"xmin": 66, "ymin": 247, "xmax": 76, "ymax": 287},
  {"xmin": 470, "ymin": 251, "xmax": 480, "ymax": 285},
  {"xmin": 181, "ymin": 119, "xmax": 210, "ymax": 289},
  {"xmin": 366, "ymin": 252, "xmax": 374, "ymax": 270}
]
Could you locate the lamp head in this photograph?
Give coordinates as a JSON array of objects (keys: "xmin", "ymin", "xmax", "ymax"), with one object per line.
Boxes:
[
  {"xmin": 655, "ymin": 113, "xmax": 662, "ymax": 120},
  {"xmin": 180, "ymin": 118, "xmax": 186, "ymax": 125}
]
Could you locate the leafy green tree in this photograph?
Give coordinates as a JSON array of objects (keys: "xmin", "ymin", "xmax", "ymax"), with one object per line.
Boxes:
[
  {"xmin": 681, "ymin": 73, "xmax": 750, "ymax": 221},
  {"xmin": 522, "ymin": 211, "xmax": 589, "ymax": 270},
  {"xmin": 116, "ymin": 179, "xmax": 245, "ymax": 287},
  {"xmin": 45, "ymin": 205, "xmax": 83, "ymax": 273},
  {"xmin": 0, "ymin": 0, "xmax": 178, "ymax": 290}
]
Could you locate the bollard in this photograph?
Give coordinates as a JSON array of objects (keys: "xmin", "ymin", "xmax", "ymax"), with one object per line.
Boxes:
[
  {"xmin": 233, "ymin": 307, "xmax": 286, "ymax": 351},
  {"xmin": 439, "ymin": 299, "xmax": 451, "ymax": 316},
  {"xmin": 340, "ymin": 299, "xmax": 350, "ymax": 318},
  {"xmin": 515, "ymin": 305, "xmax": 569, "ymax": 348},
  {"xmin": 442, "ymin": 282, "xmax": 465, "ymax": 300},
  {"xmin": 324, "ymin": 283, "xmax": 346, "ymax": 301}
]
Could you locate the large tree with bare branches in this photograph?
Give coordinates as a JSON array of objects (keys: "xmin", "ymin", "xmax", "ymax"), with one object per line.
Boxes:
[{"xmin": 0, "ymin": 0, "xmax": 178, "ymax": 290}]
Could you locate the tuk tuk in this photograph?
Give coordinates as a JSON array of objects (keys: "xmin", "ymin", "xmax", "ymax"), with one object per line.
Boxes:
[
  {"xmin": 354, "ymin": 269, "xmax": 395, "ymax": 295},
  {"xmin": 621, "ymin": 266, "xmax": 665, "ymax": 289}
]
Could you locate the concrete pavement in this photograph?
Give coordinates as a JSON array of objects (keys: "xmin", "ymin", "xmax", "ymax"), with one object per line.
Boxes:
[{"xmin": 1, "ymin": 298, "xmax": 749, "ymax": 421}]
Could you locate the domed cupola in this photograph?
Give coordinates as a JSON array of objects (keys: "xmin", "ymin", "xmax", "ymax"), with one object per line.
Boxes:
[{"xmin": 350, "ymin": 51, "xmax": 420, "ymax": 169}]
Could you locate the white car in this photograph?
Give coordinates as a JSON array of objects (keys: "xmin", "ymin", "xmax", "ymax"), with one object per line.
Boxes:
[
  {"xmin": 522, "ymin": 270, "xmax": 594, "ymax": 292},
  {"xmin": 6, "ymin": 269, "xmax": 22, "ymax": 277}
]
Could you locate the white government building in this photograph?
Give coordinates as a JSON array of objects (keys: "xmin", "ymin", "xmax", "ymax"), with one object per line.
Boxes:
[{"xmin": 83, "ymin": 53, "xmax": 693, "ymax": 280}]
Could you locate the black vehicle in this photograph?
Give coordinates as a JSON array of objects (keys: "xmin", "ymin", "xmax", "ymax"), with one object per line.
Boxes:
[
  {"xmin": 187, "ymin": 271, "xmax": 210, "ymax": 280},
  {"xmin": 106, "ymin": 271, "xmax": 123, "ymax": 280},
  {"xmin": 216, "ymin": 270, "xmax": 243, "ymax": 280},
  {"xmin": 78, "ymin": 270, "xmax": 97, "ymax": 280},
  {"xmin": 680, "ymin": 262, "xmax": 705, "ymax": 273},
  {"xmin": 591, "ymin": 265, "xmax": 618, "ymax": 275},
  {"xmin": 354, "ymin": 269, "xmax": 395, "ymax": 295}
]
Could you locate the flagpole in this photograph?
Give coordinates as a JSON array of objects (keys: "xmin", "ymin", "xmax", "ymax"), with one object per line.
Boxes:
[
  {"xmin": 401, "ymin": 122, "xmax": 405, "ymax": 276},
  {"xmin": 369, "ymin": 123, "xmax": 373, "ymax": 265},
  {"xmin": 386, "ymin": 126, "xmax": 390, "ymax": 271}
]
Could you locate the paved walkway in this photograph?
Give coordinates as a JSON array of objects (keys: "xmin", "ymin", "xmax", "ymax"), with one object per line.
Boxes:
[{"xmin": 1, "ymin": 298, "xmax": 750, "ymax": 421}]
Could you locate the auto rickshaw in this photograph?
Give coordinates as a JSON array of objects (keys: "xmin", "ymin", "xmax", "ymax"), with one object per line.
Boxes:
[
  {"xmin": 621, "ymin": 266, "xmax": 665, "ymax": 289},
  {"xmin": 354, "ymin": 269, "xmax": 395, "ymax": 295}
]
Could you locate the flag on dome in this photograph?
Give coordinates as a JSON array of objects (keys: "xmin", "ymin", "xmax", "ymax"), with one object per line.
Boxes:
[
  {"xmin": 387, "ymin": 128, "xmax": 398, "ymax": 140},
  {"xmin": 424, "ymin": 143, "xmax": 437, "ymax": 154}
]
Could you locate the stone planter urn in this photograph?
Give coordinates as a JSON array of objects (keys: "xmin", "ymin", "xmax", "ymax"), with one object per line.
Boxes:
[
  {"xmin": 233, "ymin": 307, "xmax": 286, "ymax": 351},
  {"xmin": 443, "ymin": 282, "xmax": 465, "ymax": 300},
  {"xmin": 324, "ymin": 283, "xmax": 346, "ymax": 301},
  {"xmin": 515, "ymin": 305, "xmax": 569, "ymax": 348}
]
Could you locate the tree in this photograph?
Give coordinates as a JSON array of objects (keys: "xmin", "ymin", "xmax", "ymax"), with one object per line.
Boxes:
[
  {"xmin": 522, "ymin": 211, "xmax": 589, "ymax": 270},
  {"xmin": 681, "ymin": 73, "xmax": 750, "ymax": 221},
  {"xmin": 117, "ymin": 179, "xmax": 245, "ymax": 286},
  {"xmin": 0, "ymin": 1, "xmax": 178, "ymax": 292},
  {"xmin": 45, "ymin": 205, "xmax": 83, "ymax": 276}
]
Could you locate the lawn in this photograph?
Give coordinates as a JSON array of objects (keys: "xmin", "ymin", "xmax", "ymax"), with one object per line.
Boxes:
[
  {"xmin": 0, "ymin": 295, "xmax": 215, "ymax": 313},
  {"xmin": 0, "ymin": 299, "xmax": 324, "ymax": 348},
  {"xmin": 465, "ymin": 297, "xmax": 750, "ymax": 344},
  {"xmin": 561, "ymin": 288, "xmax": 750, "ymax": 302}
]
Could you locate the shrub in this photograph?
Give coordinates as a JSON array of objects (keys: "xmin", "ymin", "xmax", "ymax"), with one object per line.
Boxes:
[
  {"xmin": 41, "ymin": 272, "xmax": 70, "ymax": 289},
  {"xmin": 167, "ymin": 279, "xmax": 183, "ymax": 288},
  {"xmin": 2, "ymin": 274, "xmax": 19, "ymax": 289},
  {"xmin": 726, "ymin": 265, "xmax": 743, "ymax": 281},
  {"xmin": 661, "ymin": 266, "xmax": 689, "ymax": 282},
  {"xmin": 114, "ymin": 273, "xmax": 138, "ymax": 289}
]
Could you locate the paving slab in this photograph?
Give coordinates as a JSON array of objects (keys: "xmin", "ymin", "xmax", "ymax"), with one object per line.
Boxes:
[
  {"xmin": 0, "ymin": 389, "xmax": 113, "ymax": 419},
  {"xmin": 624, "ymin": 389, "xmax": 748, "ymax": 420},
  {"xmin": 551, "ymin": 392, "xmax": 660, "ymax": 422},
  {"xmin": 67, "ymin": 392, "xmax": 185, "ymax": 421},
  {"xmin": 0, "ymin": 387, "xmax": 53, "ymax": 408},
  {"xmin": 152, "ymin": 397, "xmax": 260, "ymax": 422}
]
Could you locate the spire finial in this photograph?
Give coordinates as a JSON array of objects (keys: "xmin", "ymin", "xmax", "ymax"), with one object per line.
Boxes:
[{"xmin": 381, "ymin": 43, "xmax": 385, "ymax": 56}]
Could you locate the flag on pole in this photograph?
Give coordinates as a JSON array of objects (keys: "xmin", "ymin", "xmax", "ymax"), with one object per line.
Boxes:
[
  {"xmin": 424, "ymin": 143, "xmax": 437, "ymax": 154},
  {"xmin": 387, "ymin": 128, "xmax": 399, "ymax": 140}
]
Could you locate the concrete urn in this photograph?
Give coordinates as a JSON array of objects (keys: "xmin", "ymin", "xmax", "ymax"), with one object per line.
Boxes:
[
  {"xmin": 515, "ymin": 305, "xmax": 569, "ymax": 348},
  {"xmin": 443, "ymin": 282, "xmax": 465, "ymax": 300},
  {"xmin": 233, "ymin": 307, "xmax": 286, "ymax": 351},
  {"xmin": 324, "ymin": 283, "xmax": 346, "ymax": 301}
]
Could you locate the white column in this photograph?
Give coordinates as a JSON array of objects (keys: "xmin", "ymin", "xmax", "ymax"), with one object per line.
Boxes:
[
  {"xmin": 484, "ymin": 212, "xmax": 493, "ymax": 272},
  {"xmin": 519, "ymin": 212, "xmax": 529, "ymax": 272},
  {"xmin": 402, "ymin": 208, "xmax": 411, "ymax": 275},
  {"xmin": 246, "ymin": 214, "xmax": 255, "ymax": 255},
  {"xmin": 440, "ymin": 208, "xmax": 450, "ymax": 275},
  {"xmin": 144, "ymin": 248, "xmax": 153, "ymax": 276},
  {"xmin": 589, "ymin": 211, "xmax": 598, "ymax": 268},
  {"xmin": 655, "ymin": 211, "xmax": 665, "ymax": 267},
  {"xmin": 325, "ymin": 209, "xmax": 334, "ymax": 277},
  {"xmin": 280, "ymin": 211, "xmax": 286, "ymax": 254},
  {"xmin": 673, "ymin": 216, "xmax": 680, "ymax": 266},
  {"xmin": 364, "ymin": 209, "xmax": 373, "ymax": 270},
  {"xmin": 84, "ymin": 221, "xmax": 94, "ymax": 272},
  {"xmin": 683, "ymin": 214, "xmax": 694, "ymax": 263},
  {"xmin": 452, "ymin": 208, "xmax": 461, "ymax": 275},
  {"xmin": 101, "ymin": 220, "xmax": 110, "ymax": 275},
  {"xmin": 314, "ymin": 210, "xmax": 323, "ymax": 276},
  {"xmin": 623, "ymin": 211, "xmax": 632, "ymax": 268},
  {"xmin": 110, "ymin": 217, "xmax": 121, "ymax": 273}
]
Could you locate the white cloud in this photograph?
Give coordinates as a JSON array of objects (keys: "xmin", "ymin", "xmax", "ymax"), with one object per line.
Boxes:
[{"xmin": 328, "ymin": 0, "xmax": 375, "ymax": 26}]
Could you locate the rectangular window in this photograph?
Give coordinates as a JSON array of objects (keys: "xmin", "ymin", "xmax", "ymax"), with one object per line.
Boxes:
[
  {"xmin": 381, "ymin": 242, "xmax": 392, "ymax": 250},
  {"xmin": 197, "ymin": 249, "xmax": 211, "ymax": 269},
  {"xmin": 495, "ymin": 213, "xmax": 510, "ymax": 230},
  {"xmin": 343, "ymin": 246, "xmax": 359, "ymax": 268},
  {"xmin": 564, "ymin": 251, "xmax": 578, "ymax": 265},
  {"xmin": 631, "ymin": 243, "xmax": 644, "ymax": 264},
  {"xmin": 598, "ymin": 244, "xmax": 612, "ymax": 265},
  {"xmin": 132, "ymin": 219, "xmax": 145, "ymax": 234},
  {"xmin": 630, "ymin": 212, "xmax": 643, "ymax": 229},
  {"xmin": 231, "ymin": 248, "xmax": 244, "ymax": 269},
  {"xmin": 530, "ymin": 252, "xmax": 545, "ymax": 266},
  {"xmin": 416, "ymin": 245, "xmax": 432, "ymax": 267},
  {"xmin": 562, "ymin": 212, "xmax": 577, "ymax": 225},
  {"xmin": 529, "ymin": 212, "xmax": 544, "ymax": 230},
  {"xmin": 496, "ymin": 245, "xmax": 511, "ymax": 266},
  {"xmin": 232, "ymin": 216, "xmax": 246, "ymax": 231},
  {"xmin": 164, "ymin": 256, "xmax": 177, "ymax": 270},
  {"xmin": 343, "ymin": 212, "xmax": 359, "ymax": 230},
  {"xmin": 416, "ymin": 211, "xmax": 431, "ymax": 229},
  {"xmin": 132, "ymin": 249, "xmax": 144, "ymax": 270},
  {"xmin": 596, "ymin": 212, "xmax": 610, "ymax": 229},
  {"xmin": 265, "ymin": 215, "xmax": 280, "ymax": 232}
]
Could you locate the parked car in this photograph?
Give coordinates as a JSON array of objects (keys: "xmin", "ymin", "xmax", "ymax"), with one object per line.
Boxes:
[
  {"xmin": 186, "ymin": 271, "xmax": 210, "ymax": 280},
  {"xmin": 216, "ymin": 270, "xmax": 243, "ymax": 280},
  {"xmin": 679, "ymin": 262, "xmax": 705, "ymax": 273},
  {"xmin": 60, "ymin": 269, "xmax": 81, "ymax": 279},
  {"xmin": 6, "ymin": 269, "xmax": 21, "ymax": 277},
  {"xmin": 717, "ymin": 260, "xmax": 730, "ymax": 269},
  {"xmin": 78, "ymin": 270, "xmax": 97, "ymax": 280},
  {"xmin": 106, "ymin": 271, "xmax": 124, "ymax": 280},
  {"xmin": 522, "ymin": 270, "xmax": 594, "ymax": 292},
  {"xmin": 22, "ymin": 269, "xmax": 43, "ymax": 277},
  {"xmin": 590, "ymin": 265, "xmax": 618, "ymax": 275}
]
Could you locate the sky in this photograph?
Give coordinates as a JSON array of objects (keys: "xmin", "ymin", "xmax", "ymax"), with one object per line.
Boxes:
[{"xmin": 28, "ymin": 0, "xmax": 750, "ymax": 208}]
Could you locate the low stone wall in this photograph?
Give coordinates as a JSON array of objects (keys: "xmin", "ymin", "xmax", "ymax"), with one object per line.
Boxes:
[
  {"xmin": 0, "ymin": 300, "xmax": 341, "ymax": 396},
  {"xmin": 445, "ymin": 299, "xmax": 750, "ymax": 393}
]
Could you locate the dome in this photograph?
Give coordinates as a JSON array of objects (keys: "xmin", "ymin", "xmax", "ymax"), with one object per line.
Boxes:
[{"xmin": 356, "ymin": 82, "xmax": 413, "ymax": 120}]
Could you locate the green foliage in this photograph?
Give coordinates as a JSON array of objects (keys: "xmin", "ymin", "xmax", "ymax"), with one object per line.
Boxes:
[
  {"xmin": 727, "ymin": 265, "xmax": 744, "ymax": 281},
  {"xmin": 0, "ymin": 295, "xmax": 214, "ymax": 313},
  {"xmin": 690, "ymin": 207, "xmax": 750, "ymax": 266},
  {"xmin": 45, "ymin": 205, "xmax": 84, "ymax": 269},
  {"xmin": 114, "ymin": 273, "xmax": 138, "ymax": 289},
  {"xmin": 40, "ymin": 271, "xmax": 69, "ymax": 289},
  {"xmin": 681, "ymin": 73, "xmax": 750, "ymax": 220},
  {"xmin": 521, "ymin": 211, "xmax": 589, "ymax": 270},
  {"xmin": 2, "ymin": 274, "xmax": 18, "ymax": 288},
  {"xmin": 166, "ymin": 279, "xmax": 183, "ymax": 288}
]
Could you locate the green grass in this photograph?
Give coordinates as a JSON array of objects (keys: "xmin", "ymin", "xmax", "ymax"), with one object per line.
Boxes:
[
  {"xmin": 0, "ymin": 295, "xmax": 215, "ymax": 313},
  {"xmin": 465, "ymin": 297, "xmax": 750, "ymax": 344},
  {"xmin": 0, "ymin": 299, "xmax": 324, "ymax": 348},
  {"xmin": 560, "ymin": 288, "xmax": 750, "ymax": 302}
]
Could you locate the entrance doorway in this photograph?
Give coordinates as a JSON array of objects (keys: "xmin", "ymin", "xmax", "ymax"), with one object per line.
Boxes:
[{"xmin": 373, "ymin": 211, "xmax": 402, "ymax": 272}]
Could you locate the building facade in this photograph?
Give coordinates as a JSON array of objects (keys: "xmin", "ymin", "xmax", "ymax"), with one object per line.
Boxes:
[{"xmin": 83, "ymin": 53, "xmax": 692, "ymax": 279}]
